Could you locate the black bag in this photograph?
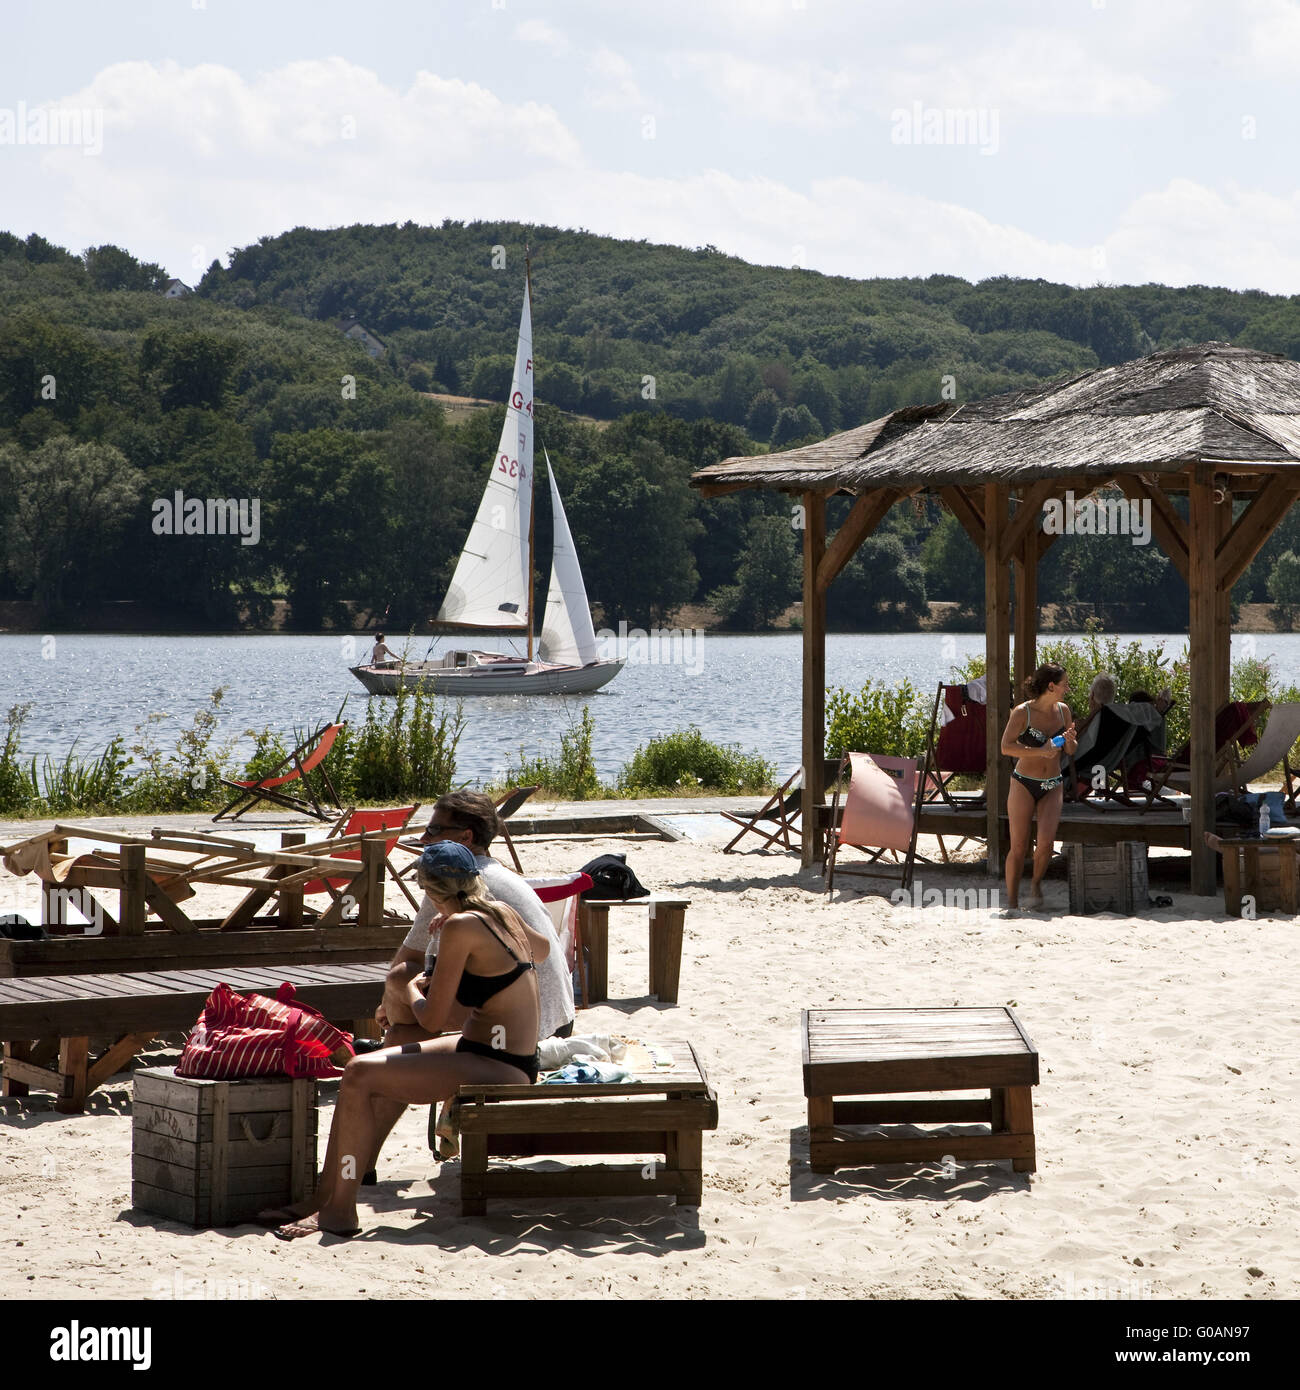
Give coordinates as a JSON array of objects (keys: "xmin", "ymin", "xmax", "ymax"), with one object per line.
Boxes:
[
  {"xmin": 0, "ymin": 914, "xmax": 47, "ymax": 941},
  {"xmin": 579, "ymin": 853, "xmax": 650, "ymax": 901},
  {"xmin": 1216, "ymin": 792, "xmax": 1257, "ymax": 830}
]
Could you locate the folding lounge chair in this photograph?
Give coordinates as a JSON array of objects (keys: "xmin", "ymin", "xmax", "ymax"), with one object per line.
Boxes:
[
  {"xmin": 213, "ymin": 722, "xmax": 346, "ymax": 822},
  {"xmin": 1067, "ymin": 701, "xmax": 1167, "ymax": 805},
  {"xmin": 721, "ymin": 758, "xmax": 841, "ymax": 853},
  {"xmin": 1137, "ymin": 700, "xmax": 1267, "ymax": 810},
  {"xmin": 300, "ymin": 804, "xmax": 422, "ymax": 917},
  {"xmin": 527, "ymin": 871, "xmax": 595, "ymax": 1007},
  {"xmin": 1229, "ymin": 703, "xmax": 1300, "ymax": 809},
  {"xmin": 492, "ymin": 784, "xmax": 541, "ymax": 873},
  {"xmin": 822, "ymin": 752, "xmax": 924, "ymax": 894},
  {"xmin": 921, "ymin": 682, "xmax": 987, "ymax": 809}
]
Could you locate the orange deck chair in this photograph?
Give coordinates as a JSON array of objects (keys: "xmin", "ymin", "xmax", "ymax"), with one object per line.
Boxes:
[
  {"xmin": 213, "ymin": 722, "xmax": 346, "ymax": 822},
  {"xmin": 300, "ymin": 804, "xmax": 422, "ymax": 917}
]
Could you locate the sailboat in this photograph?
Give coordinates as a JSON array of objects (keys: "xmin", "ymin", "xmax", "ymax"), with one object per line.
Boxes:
[{"xmin": 348, "ymin": 277, "xmax": 624, "ymax": 697}]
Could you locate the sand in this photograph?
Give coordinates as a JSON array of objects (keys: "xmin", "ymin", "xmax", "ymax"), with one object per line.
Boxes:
[{"xmin": 1, "ymin": 817, "xmax": 1295, "ymax": 1302}]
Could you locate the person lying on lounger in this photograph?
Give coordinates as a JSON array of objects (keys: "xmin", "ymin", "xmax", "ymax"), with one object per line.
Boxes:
[
  {"xmin": 261, "ymin": 839, "xmax": 550, "ymax": 1240},
  {"xmin": 1000, "ymin": 662, "xmax": 1078, "ymax": 912}
]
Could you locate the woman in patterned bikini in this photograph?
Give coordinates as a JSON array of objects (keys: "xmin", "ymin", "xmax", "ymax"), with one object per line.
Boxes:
[{"xmin": 999, "ymin": 663, "xmax": 1078, "ymax": 912}]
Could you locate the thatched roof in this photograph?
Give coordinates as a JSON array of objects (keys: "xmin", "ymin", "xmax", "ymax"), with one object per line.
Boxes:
[{"xmin": 693, "ymin": 343, "xmax": 1300, "ymax": 495}]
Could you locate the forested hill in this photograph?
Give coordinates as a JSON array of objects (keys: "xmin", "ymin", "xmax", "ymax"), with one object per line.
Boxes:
[
  {"xmin": 200, "ymin": 220, "xmax": 1300, "ymax": 434},
  {"xmin": 4, "ymin": 222, "xmax": 1300, "ymax": 634}
]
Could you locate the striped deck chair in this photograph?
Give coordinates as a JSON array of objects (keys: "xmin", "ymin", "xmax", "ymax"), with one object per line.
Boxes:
[
  {"xmin": 213, "ymin": 722, "xmax": 345, "ymax": 822},
  {"xmin": 822, "ymin": 752, "xmax": 924, "ymax": 894},
  {"xmin": 721, "ymin": 758, "xmax": 842, "ymax": 853}
]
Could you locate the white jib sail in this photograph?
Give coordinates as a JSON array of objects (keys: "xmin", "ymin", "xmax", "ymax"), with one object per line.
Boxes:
[
  {"xmin": 539, "ymin": 452, "xmax": 600, "ymax": 667},
  {"xmin": 436, "ymin": 284, "xmax": 534, "ymax": 629}
]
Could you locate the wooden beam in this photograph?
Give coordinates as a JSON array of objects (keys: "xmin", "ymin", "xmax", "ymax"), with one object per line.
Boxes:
[
  {"xmin": 1216, "ymin": 473, "xmax": 1300, "ymax": 590},
  {"xmin": 1188, "ymin": 479, "xmax": 1217, "ymax": 896},
  {"xmin": 1013, "ymin": 531, "xmax": 1039, "ymax": 696},
  {"xmin": 998, "ymin": 479, "xmax": 1059, "ymax": 566},
  {"xmin": 801, "ymin": 492, "xmax": 828, "ymax": 868},
  {"xmin": 984, "ymin": 484, "xmax": 1011, "ymax": 879},
  {"xmin": 941, "ymin": 485, "xmax": 985, "ymax": 549},
  {"xmin": 1116, "ymin": 475, "xmax": 1189, "ymax": 582},
  {"xmin": 816, "ymin": 488, "xmax": 900, "ymax": 594},
  {"xmin": 1215, "ymin": 498, "xmax": 1232, "ymax": 710}
]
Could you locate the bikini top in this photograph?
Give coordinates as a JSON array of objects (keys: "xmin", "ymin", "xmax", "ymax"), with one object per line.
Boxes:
[
  {"xmin": 1016, "ymin": 702, "xmax": 1066, "ymax": 749},
  {"xmin": 427, "ymin": 911, "xmax": 535, "ymax": 1010}
]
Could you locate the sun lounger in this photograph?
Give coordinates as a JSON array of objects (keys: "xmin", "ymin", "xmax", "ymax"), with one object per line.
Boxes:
[
  {"xmin": 1138, "ymin": 700, "xmax": 1267, "ymax": 809},
  {"xmin": 1067, "ymin": 701, "xmax": 1168, "ymax": 804},
  {"xmin": 721, "ymin": 758, "xmax": 841, "ymax": 854},
  {"xmin": 212, "ymin": 722, "xmax": 346, "ymax": 822},
  {"xmin": 300, "ymin": 805, "xmax": 421, "ymax": 916},
  {"xmin": 822, "ymin": 752, "xmax": 923, "ymax": 894},
  {"xmin": 1232, "ymin": 702, "xmax": 1300, "ymax": 795},
  {"xmin": 0, "ymin": 961, "xmax": 381, "ymax": 1112}
]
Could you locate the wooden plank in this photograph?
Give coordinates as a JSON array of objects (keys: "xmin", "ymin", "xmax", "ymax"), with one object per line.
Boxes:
[
  {"xmin": 984, "ymin": 483, "xmax": 1010, "ymax": 874},
  {"xmin": 210, "ymin": 1082, "xmax": 229, "ymax": 1226},
  {"xmin": 941, "ymin": 485, "xmax": 985, "ymax": 548},
  {"xmin": 801, "ymin": 489, "xmax": 828, "ymax": 866},
  {"xmin": 132, "ymin": 1179, "xmax": 200, "ymax": 1227},
  {"xmin": 56, "ymin": 1035, "xmax": 89, "ymax": 1112},
  {"xmin": 1188, "ymin": 477, "xmax": 1217, "ymax": 895},
  {"xmin": 805, "ymin": 1053, "xmax": 1038, "ymax": 1096},
  {"xmin": 458, "ymin": 1099, "xmax": 715, "ymax": 1136},
  {"xmin": 1116, "ymin": 475, "xmax": 1189, "ymax": 580},
  {"xmin": 1013, "ymin": 530, "xmax": 1039, "ymax": 698},
  {"xmin": 143, "ymin": 884, "xmax": 199, "ymax": 935},
  {"xmin": 998, "ymin": 479, "xmax": 1057, "ymax": 566},
  {"xmin": 648, "ymin": 902, "xmax": 685, "ymax": 1004},
  {"xmin": 1216, "ymin": 473, "xmax": 1300, "ymax": 589},
  {"xmin": 119, "ymin": 844, "xmax": 147, "ymax": 936},
  {"xmin": 86, "ymin": 1031, "xmax": 159, "ymax": 1091},
  {"xmin": 2, "ymin": 1056, "xmax": 62, "ymax": 1089},
  {"xmin": 816, "ymin": 488, "xmax": 900, "ymax": 594},
  {"xmin": 810, "ymin": 1133, "xmax": 1033, "ymax": 1167}
]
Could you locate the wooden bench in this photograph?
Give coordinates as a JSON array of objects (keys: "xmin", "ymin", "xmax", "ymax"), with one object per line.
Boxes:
[
  {"xmin": 802, "ymin": 1006, "xmax": 1039, "ymax": 1174},
  {"xmin": 576, "ymin": 896, "xmax": 689, "ymax": 1005},
  {"xmin": 451, "ymin": 1039, "xmax": 717, "ymax": 1215},
  {"xmin": 0, "ymin": 962, "xmax": 382, "ymax": 1113}
]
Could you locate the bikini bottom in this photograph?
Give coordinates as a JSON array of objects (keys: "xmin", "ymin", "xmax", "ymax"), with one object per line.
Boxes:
[
  {"xmin": 1011, "ymin": 769, "xmax": 1064, "ymax": 804},
  {"xmin": 455, "ymin": 1035, "xmax": 539, "ymax": 1084}
]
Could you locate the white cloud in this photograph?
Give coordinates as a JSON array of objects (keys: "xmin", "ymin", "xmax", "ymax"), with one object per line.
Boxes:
[
  {"xmin": 19, "ymin": 59, "xmax": 1300, "ymax": 295},
  {"xmin": 584, "ymin": 47, "xmax": 645, "ymax": 113},
  {"xmin": 514, "ymin": 19, "xmax": 571, "ymax": 57},
  {"xmin": 672, "ymin": 52, "xmax": 854, "ymax": 130},
  {"xmin": 1235, "ymin": 0, "xmax": 1300, "ymax": 76}
]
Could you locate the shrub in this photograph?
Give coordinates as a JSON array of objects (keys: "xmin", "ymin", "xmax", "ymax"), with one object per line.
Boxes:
[
  {"xmin": 0, "ymin": 705, "xmax": 35, "ymax": 814},
  {"xmin": 498, "ymin": 705, "xmax": 601, "ymax": 801},
  {"xmin": 619, "ymin": 726, "xmax": 773, "ymax": 792},
  {"xmin": 346, "ymin": 683, "xmax": 464, "ymax": 801},
  {"xmin": 824, "ymin": 678, "xmax": 930, "ymax": 759}
]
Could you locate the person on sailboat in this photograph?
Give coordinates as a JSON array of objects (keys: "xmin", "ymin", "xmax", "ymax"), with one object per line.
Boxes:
[
  {"xmin": 368, "ymin": 632, "xmax": 399, "ymax": 666},
  {"xmin": 264, "ymin": 840, "xmax": 551, "ymax": 1239}
]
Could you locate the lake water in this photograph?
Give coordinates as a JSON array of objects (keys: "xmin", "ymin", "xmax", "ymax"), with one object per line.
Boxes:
[{"xmin": 4, "ymin": 631, "xmax": 1300, "ymax": 786}]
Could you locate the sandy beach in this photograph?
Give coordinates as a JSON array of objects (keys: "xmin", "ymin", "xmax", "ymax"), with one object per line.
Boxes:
[{"xmin": 1, "ymin": 814, "xmax": 1295, "ymax": 1302}]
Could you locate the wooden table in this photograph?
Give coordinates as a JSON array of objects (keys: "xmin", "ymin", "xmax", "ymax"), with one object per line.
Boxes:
[
  {"xmin": 0, "ymin": 961, "xmax": 381, "ymax": 1112},
  {"xmin": 576, "ymin": 896, "xmax": 689, "ymax": 1005},
  {"xmin": 452, "ymin": 1039, "xmax": 717, "ymax": 1215},
  {"xmin": 1213, "ymin": 834, "xmax": 1300, "ymax": 917},
  {"xmin": 802, "ymin": 1006, "xmax": 1039, "ymax": 1174}
]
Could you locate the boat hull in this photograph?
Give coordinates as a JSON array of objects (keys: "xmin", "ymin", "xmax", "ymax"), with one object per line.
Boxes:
[{"xmin": 349, "ymin": 658, "xmax": 625, "ymax": 697}]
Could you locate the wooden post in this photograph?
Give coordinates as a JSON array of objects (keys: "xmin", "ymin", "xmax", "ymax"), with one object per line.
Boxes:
[
  {"xmin": 1189, "ymin": 476, "xmax": 1217, "ymax": 895},
  {"xmin": 801, "ymin": 491, "xmax": 827, "ymax": 867},
  {"xmin": 357, "ymin": 835, "xmax": 386, "ymax": 928},
  {"xmin": 985, "ymin": 485, "xmax": 1011, "ymax": 876},
  {"xmin": 1215, "ymin": 492, "xmax": 1233, "ymax": 710},
  {"xmin": 120, "ymin": 843, "xmax": 147, "ymax": 936},
  {"xmin": 1013, "ymin": 529, "xmax": 1039, "ymax": 695},
  {"xmin": 279, "ymin": 831, "xmax": 305, "ymax": 929},
  {"xmin": 42, "ymin": 837, "xmax": 68, "ymax": 931}
]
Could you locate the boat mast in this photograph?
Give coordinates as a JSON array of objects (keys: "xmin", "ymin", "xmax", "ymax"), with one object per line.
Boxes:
[{"xmin": 525, "ymin": 242, "xmax": 536, "ymax": 663}]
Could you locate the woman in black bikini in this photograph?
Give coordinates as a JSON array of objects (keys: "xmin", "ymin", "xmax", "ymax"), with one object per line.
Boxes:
[
  {"xmin": 267, "ymin": 840, "xmax": 550, "ymax": 1239},
  {"xmin": 999, "ymin": 663, "xmax": 1078, "ymax": 912}
]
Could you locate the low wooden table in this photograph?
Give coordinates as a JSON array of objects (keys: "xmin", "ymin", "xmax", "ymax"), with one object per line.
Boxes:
[
  {"xmin": 1213, "ymin": 834, "xmax": 1300, "ymax": 917},
  {"xmin": 576, "ymin": 896, "xmax": 689, "ymax": 1005},
  {"xmin": 802, "ymin": 1006, "xmax": 1039, "ymax": 1174},
  {"xmin": 452, "ymin": 1039, "xmax": 717, "ymax": 1215}
]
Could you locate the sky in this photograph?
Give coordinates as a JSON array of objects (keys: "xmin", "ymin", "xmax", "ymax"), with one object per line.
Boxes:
[{"xmin": 2, "ymin": 0, "xmax": 1299, "ymax": 293}]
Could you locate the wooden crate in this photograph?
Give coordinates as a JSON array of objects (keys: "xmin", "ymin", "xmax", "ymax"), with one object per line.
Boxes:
[
  {"xmin": 1066, "ymin": 840, "xmax": 1148, "ymax": 914},
  {"xmin": 131, "ymin": 1067, "xmax": 317, "ymax": 1227},
  {"xmin": 1219, "ymin": 838, "xmax": 1300, "ymax": 917}
]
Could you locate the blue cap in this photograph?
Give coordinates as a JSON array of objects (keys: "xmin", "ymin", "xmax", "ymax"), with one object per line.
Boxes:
[{"xmin": 419, "ymin": 841, "xmax": 478, "ymax": 879}]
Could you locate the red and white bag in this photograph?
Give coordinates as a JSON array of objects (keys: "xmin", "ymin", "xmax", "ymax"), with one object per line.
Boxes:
[{"xmin": 177, "ymin": 981, "xmax": 355, "ymax": 1080}]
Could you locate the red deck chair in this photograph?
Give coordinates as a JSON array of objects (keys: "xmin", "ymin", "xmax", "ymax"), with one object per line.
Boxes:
[
  {"xmin": 213, "ymin": 722, "xmax": 346, "ymax": 822},
  {"xmin": 823, "ymin": 752, "xmax": 924, "ymax": 895},
  {"xmin": 1137, "ymin": 700, "xmax": 1267, "ymax": 810},
  {"xmin": 527, "ymin": 871, "xmax": 595, "ymax": 1007},
  {"xmin": 923, "ymin": 683, "xmax": 987, "ymax": 808},
  {"xmin": 492, "ymin": 784, "xmax": 540, "ymax": 873},
  {"xmin": 300, "ymin": 804, "xmax": 422, "ymax": 916}
]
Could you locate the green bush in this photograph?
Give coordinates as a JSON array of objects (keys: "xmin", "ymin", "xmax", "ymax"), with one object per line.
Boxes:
[
  {"xmin": 619, "ymin": 727, "xmax": 773, "ymax": 792},
  {"xmin": 125, "ymin": 688, "xmax": 242, "ymax": 812},
  {"xmin": 498, "ymin": 705, "xmax": 601, "ymax": 801},
  {"xmin": 0, "ymin": 705, "xmax": 35, "ymax": 814},
  {"xmin": 825, "ymin": 678, "xmax": 930, "ymax": 759},
  {"xmin": 345, "ymin": 683, "xmax": 464, "ymax": 801}
]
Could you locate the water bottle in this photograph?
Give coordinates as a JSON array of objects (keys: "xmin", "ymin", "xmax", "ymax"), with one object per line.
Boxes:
[
  {"xmin": 1050, "ymin": 735, "xmax": 1065, "ymax": 748},
  {"xmin": 1259, "ymin": 801, "xmax": 1271, "ymax": 837}
]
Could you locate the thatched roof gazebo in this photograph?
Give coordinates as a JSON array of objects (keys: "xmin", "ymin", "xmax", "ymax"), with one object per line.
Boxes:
[{"xmin": 692, "ymin": 343, "xmax": 1300, "ymax": 895}]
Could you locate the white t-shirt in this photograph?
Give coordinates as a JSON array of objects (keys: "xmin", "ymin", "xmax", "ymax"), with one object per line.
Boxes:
[{"xmin": 401, "ymin": 853, "xmax": 575, "ymax": 1039}]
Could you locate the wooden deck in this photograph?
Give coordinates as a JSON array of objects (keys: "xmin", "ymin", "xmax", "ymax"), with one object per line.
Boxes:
[{"xmin": 915, "ymin": 801, "xmax": 1192, "ymax": 849}]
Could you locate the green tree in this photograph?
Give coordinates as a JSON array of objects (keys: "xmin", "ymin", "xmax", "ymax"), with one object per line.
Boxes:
[
  {"xmin": 83, "ymin": 244, "xmax": 167, "ymax": 293},
  {"xmin": 771, "ymin": 403, "xmax": 821, "ymax": 447},
  {"xmin": 826, "ymin": 534, "xmax": 927, "ymax": 629},
  {"xmin": 745, "ymin": 388, "xmax": 781, "ymax": 440},
  {"xmin": 0, "ymin": 438, "xmax": 146, "ymax": 617},
  {"xmin": 139, "ymin": 330, "xmax": 242, "ymax": 410},
  {"xmin": 707, "ymin": 514, "xmax": 800, "ymax": 628},
  {"xmin": 1268, "ymin": 549, "xmax": 1300, "ymax": 626}
]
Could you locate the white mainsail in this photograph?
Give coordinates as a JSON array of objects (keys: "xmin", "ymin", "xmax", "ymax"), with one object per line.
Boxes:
[
  {"xmin": 539, "ymin": 452, "xmax": 600, "ymax": 667},
  {"xmin": 436, "ymin": 285, "xmax": 534, "ymax": 629}
]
